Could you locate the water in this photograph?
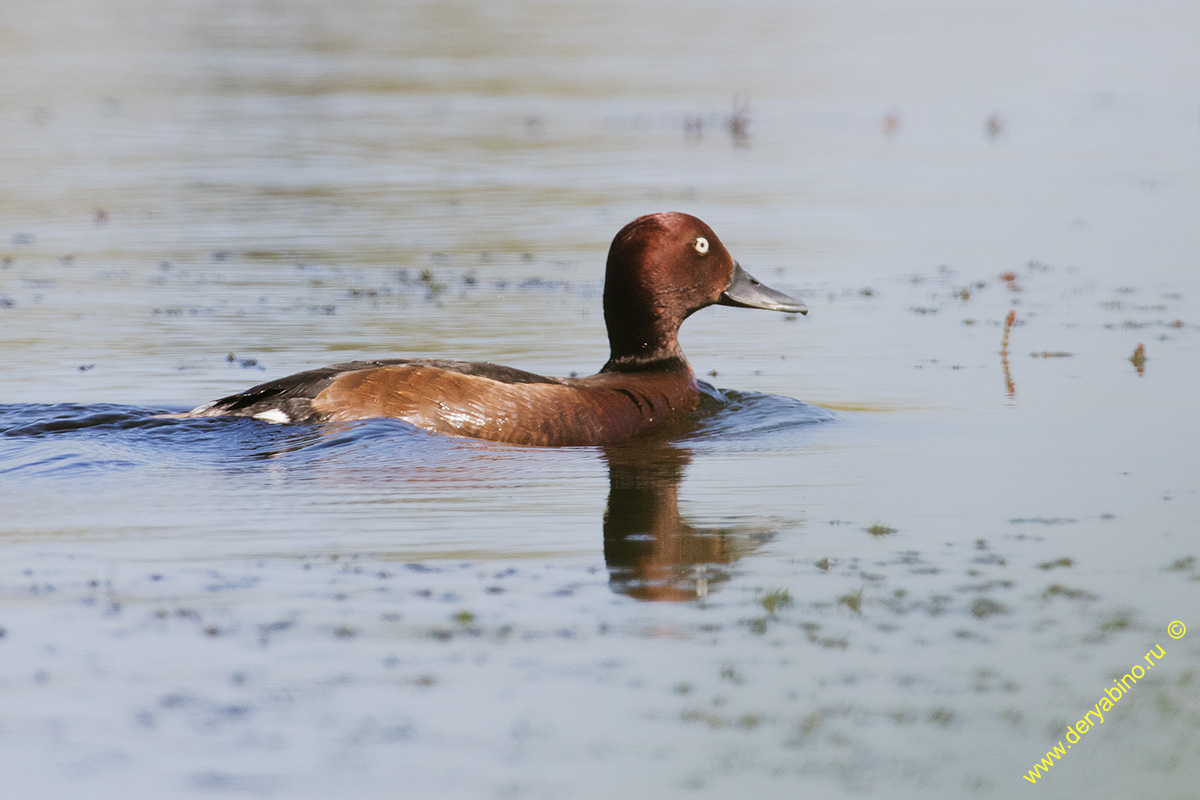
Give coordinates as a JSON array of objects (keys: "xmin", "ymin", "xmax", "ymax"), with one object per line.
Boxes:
[{"xmin": 2, "ymin": 0, "xmax": 1200, "ymax": 798}]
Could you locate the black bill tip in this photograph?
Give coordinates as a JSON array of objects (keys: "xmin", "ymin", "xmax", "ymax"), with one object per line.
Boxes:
[{"xmin": 717, "ymin": 262, "xmax": 807, "ymax": 315}]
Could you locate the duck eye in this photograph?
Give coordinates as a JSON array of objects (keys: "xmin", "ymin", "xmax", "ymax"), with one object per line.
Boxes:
[{"xmin": 693, "ymin": 237, "xmax": 709, "ymax": 255}]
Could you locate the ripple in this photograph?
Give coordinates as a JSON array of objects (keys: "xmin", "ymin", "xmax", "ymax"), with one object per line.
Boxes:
[
  {"xmin": 0, "ymin": 403, "xmax": 457, "ymax": 478},
  {"xmin": 684, "ymin": 384, "xmax": 836, "ymax": 443},
  {"xmin": 0, "ymin": 403, "xmax": 168, "ymax": 437},
  {"xmin": 0, "ymin": 391, "xmax": 833, "ymax": 477}
]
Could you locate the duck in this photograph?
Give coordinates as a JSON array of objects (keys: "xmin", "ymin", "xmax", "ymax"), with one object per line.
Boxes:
[{"xmin": 177, "ymin": 212, "xmax": 807, "ymax": 446}]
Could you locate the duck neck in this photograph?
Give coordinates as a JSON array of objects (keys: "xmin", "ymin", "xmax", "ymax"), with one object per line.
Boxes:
[
  {"xmin": 602, "ymin": 352, "xmax": 691, "ymax": 375},
  {"xmin": 602, "ymin": 327, "xmax": 691, "ymax": 373},
  {"xmin": 602, "ymin": 298, "xmax": 695, "ymax": 372}
]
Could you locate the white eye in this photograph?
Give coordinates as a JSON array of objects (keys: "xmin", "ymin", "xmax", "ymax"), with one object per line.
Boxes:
[{"xmin": 693, "ymin": 237, "xmax": 709, "ymax": 255}]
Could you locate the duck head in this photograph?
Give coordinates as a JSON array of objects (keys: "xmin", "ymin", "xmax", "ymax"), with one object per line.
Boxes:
[{"xmin": 602, "ymin": 212, "xmax": 806, "ymax": 369}]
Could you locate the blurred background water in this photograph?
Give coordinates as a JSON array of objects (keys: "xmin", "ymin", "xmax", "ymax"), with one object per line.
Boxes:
[{"xmin": 1, "ymin": 1, "xmax": 1199, "ymax": 798}]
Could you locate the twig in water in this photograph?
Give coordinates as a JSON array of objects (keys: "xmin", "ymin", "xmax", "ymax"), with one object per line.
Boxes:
[{"xmin": 1001, "ymin": 309, "xmax": 1016, "ymax": 397}]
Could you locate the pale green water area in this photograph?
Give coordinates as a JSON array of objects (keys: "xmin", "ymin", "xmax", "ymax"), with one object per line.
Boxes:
[{"xmin": 2, "ymin": 1, "xmax": 1199, "ymax": 798}]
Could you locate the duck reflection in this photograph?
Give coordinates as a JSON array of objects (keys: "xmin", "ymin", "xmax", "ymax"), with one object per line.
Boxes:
[
  {"xmin": 602, "ymin": 442, "xmax": 770, "ymax": 602},
  {"xmin": 187, "ymin": 414, "xmax": 774, "ymax": 601}
]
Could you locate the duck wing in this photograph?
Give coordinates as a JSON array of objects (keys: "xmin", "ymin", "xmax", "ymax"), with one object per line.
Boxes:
[
  {"xmin": 185, "ymin": 359, "xmax": 560, "ymax": 424},
  {"xmin": 184, "ymin": 358, "xmax": 696, "ymax": 446}
]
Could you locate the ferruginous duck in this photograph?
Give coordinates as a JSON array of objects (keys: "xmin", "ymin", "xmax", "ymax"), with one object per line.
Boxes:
[{"xmin": 177, "ymin": 212, "xmax": 807, "ymax": 446}]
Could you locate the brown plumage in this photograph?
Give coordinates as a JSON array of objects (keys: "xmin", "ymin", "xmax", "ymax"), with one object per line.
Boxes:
[{"xmin": 177, "ymin": 213, "xmax": 807, "ymax": 446}]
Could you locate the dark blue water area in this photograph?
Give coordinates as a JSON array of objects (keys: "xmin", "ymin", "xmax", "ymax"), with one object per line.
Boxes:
[
  {"xmin": 687, "ymin": 384, "xmax": 836, "ymax": 446},
  {"xmin": 0, "ymin": 403, "xmax": 438, "ymax": 478},
  {"xmin": 0, "ymin": 390, "xmax": 835, "ymax": 481}
]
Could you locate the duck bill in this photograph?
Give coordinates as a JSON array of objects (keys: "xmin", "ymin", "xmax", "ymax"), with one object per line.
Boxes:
[{"xmin": 717, "ymin": 262, "xmax": 807, "ymax": 314}]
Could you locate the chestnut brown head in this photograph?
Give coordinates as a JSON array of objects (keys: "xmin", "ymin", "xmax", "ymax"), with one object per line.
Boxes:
[{"xmin": 602, "ymin": 212, "xmax": 806, "ymax": 368}]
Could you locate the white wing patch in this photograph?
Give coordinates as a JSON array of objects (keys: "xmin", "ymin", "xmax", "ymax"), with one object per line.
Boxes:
[{"xmin": 252, "ymin": 409, "xmax": 291, "ymax": 424}]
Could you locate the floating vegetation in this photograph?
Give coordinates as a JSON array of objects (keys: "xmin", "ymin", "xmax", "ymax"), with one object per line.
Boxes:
[
  {"xmin": 680, "ymin": 93, "xmax": 752, "ymax": 147},
  {"xmin": 1042, "ymin": 584, "xmax": 1098, "ymax": 601},
  {"xmin": 1037, "ymin": 557, "xmax": 1074, "ymax": 570},
  {"xmin": 738, "ymin": 713, "xmax": 762, "ymax": 730},
  {"xmin": 759, "ymin": 588, "xmax": 793, "ymax": 615},
  {"xmin": 867, "ymin": 523, "xmax": 898, "ymax": 538},
  {"xmin": 728, "ymin": 93, "xmax": 751, "ymax": 147},
  {"xmin": 838, "ymin": 588, "xmax": 864, "ymax": 615},
  {"xmin": 1099, "ymin": 613, "xmax": 1133, "ymax": 634},
  {"xmin": 226, "ymin": 352, "xmax": 263, "ymax": 370},
  {"xmin": 970, "ymin": 598, "xmax": 1007, "ymax": 619},
  {"xmin": 928, "ymin": 707, "xmax": 956, "ymax": 727},
  {"xmin": 1130, "ymin": 343, "xmax": 1146, "ymax": 376},
  {"xmin": 719, "ymin": 663, "xmax": 745, "ymax": 686},
  {"xmin": 418, "ymin": 268, "xmax": 446, "ymax": 298},
  {"xmin": 680, "ymin": 708, "xmax": 726, "ymax": 729},
  {"xmin": 882, "ymin": 111, "xmax": 900, "ymax": 136}
]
